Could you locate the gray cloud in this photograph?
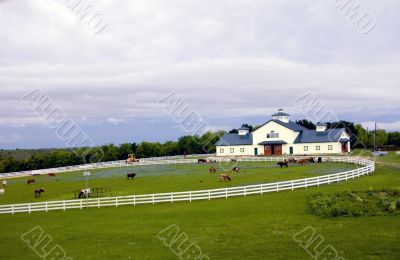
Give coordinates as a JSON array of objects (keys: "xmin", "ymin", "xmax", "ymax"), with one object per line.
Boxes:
[{"xmin": 0, "ymin": 0, "xmax": 399, "ymax": 147}]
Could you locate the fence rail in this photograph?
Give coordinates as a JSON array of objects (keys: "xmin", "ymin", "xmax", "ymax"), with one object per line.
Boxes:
[
  {"xmin": 0, "ymin": 154, "xmax": 213, "ymax": 179},
  {"xmin": 0, "ymin": 156, "xmax": 374, "ymax": 215}
]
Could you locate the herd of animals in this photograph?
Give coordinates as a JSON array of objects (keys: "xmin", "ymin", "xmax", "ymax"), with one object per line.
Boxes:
[
  {"xmin": 201, "ymin": 157, "xmax": 323, "ymax": 182},
  {"xmin": 0, "ymin": 156, "xmax": 324, "ymax": 199}
]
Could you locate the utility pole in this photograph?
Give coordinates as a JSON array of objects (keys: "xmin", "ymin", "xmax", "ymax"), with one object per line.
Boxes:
[{"xmin": 373, "ymin": 122, "xmax": 377, "ymax": 151}]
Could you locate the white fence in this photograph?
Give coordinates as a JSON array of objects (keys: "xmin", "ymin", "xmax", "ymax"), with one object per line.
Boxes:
[
  {"xmin": 0, "ymin": 156, "xmax": 374, "ymax": 215},
  {"xmin": 0, "ymin": 154, "xmax": 213, "ymax": 179}
]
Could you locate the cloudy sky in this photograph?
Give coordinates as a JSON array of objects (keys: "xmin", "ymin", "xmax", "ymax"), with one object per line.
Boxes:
[{"xmin": 0, "ymin": 0, "xmax": 399, "ymax": 149}]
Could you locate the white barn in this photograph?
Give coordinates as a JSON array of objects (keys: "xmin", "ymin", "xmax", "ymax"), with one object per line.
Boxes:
[{"xmin": 215, "ymin": 110, "xmax": 351, "ymax": 156}]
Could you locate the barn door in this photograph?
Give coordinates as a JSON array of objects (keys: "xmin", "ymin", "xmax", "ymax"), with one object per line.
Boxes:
[
  {"xmin": 264, "ymin": 145, "xmax": 272, "ymax": 155},
  {"xmin": 274, "ymin": 145, "xmax": 282, "ymax": 155}
]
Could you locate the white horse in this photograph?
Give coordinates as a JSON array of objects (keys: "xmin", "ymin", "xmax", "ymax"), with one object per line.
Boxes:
[
  {"xmin": 78, "ymin": 188, "xmax": 91, "ymax": 198},
  {"xmin": 0, "ymin": 189, "xmax": 5, "ymax": 195}
]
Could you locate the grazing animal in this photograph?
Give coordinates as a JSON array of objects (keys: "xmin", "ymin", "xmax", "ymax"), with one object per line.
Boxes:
[
  {"xmin": 231, "ymin": 159, "xmax": 237, "ymax": 163},
  {"xmin": 27, "ymin": 179, "xmax": 35, "ymax": 185},
  {"xmin": 0, "ymin": 189, "xmax": 5, "ymax": 195},
  {"xmin": 208, "ymin": 160, "xmax": 217, "ymax": 163},
  {"xmin": 288, "ymin": 158, "xmax": 297, "ymax": 164},
  {"xmin": 198, "ymin": 159, "xmax": 207, "ymax": 164},
  {"xmin": 78, "ymin": 188, "xmax": 91, "ymax": 199},
  {"xmin": 209, "ymin": 167, "xmax": 217, "ymax": 173},
  {"xmin": 298, "ymin": 159, "xmax": 307, "ymax": 166},
  {"xmin": 277, "ymin": 161, "xmax": 288, "ymax": 168},
  {"xmin": 127, "ymin": 173, "xmax": 136, "ymax": 180},
  {"xmin": 2, "ymin": 180, "xmax": 7, "ymax": 187},
  {"xmin": 48, "ymin": 173, "xmax": 56, "ymax": 177},
  {"xmin": 232, "ymin": 167, "xmax": 240, "ymax": 173},
  {"xmin": 34, "ymin": 188, "xmax": 45, "ymax": 198},
  {"xmin": 307, "ymin": 157, "xmax": 315, "ymax": 163},
  {"xmin": 318, "ymin": 157, "xmax": 322, "ymax": 163},
  {"xmin": 219, "ymin": 174, "xmax": 231, "ymax": 182}
]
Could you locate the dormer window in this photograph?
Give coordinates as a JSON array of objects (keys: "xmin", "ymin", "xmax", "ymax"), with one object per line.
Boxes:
[
  {"xmin": 316, "ymin": 122, "xmax": 328, "ymax": 132},
  {"xmin": 238, "ymin": 126, "xmax": 250, "ymax": 136}
]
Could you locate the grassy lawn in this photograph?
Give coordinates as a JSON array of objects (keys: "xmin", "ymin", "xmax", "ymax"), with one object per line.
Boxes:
[
  {"xmin": 0, "ymin": 160, "xmax": 399, "ymax": 259},
  {"xmin": 0, "ymin": 162, "xmax": 357, "ymax": 204}
]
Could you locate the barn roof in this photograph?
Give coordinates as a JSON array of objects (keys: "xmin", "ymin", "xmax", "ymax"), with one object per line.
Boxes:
[
  {"xmin": 271, "ymin": 111, "xmax": 290, "ymax": 117},
  {"xmin": 294, "ymin": 128, "xmax": 345, "ymax": 143},
  {"xmin": 256, "ymin": 119, "xmax": 308, "ymax": 132},
  {"xmin": 215, "ymin": 133, "xmax": 253, "ymax": 146}
]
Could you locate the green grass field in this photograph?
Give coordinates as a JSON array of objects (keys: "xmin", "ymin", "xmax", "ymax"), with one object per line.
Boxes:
[
  {"xmin": 0, "ymin": 155, "xmax": 399, "ymax": 259},
  {"xmin": 0, "ymin": 162, "xmax": 357, "ymax": 204}
]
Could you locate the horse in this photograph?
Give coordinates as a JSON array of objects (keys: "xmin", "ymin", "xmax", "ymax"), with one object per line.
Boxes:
[
  {"xmin": 34, "ymin": 188, "xmax": 45, "ymax": 198},
  {"xmin": 78, "ymin": 188, "xmax": 91, "ymax": 199},
  {"xmin": 48, "ymin": 173, "xmax": 56, "ymax": 177},
  {"xmin": 2, "ymin": 180, "xmax": 7, "ymax": 187},
  {"xmin": 127, "ymin": 173, "xmax": 136, "ymax": 180},
  {"xmin": 307, "ymin": 157, "xmax": 315, "ymax": 163},
  {"xmin": 297, "ymin": 159, "xmax": 307, "ymax": 166},
  {"xmin": 219, "ymin": 174, "xmax": 231, "ymax": 182},
  {"xmin": 231, "ymin": 159, "xmax": 237, "ymax": 163},
  {"xmin": 232, "ymin": 167, "xmax": 240, "ymax": 173},
  {"xmin": 0, "ymin": 189, "xmax": 4, "ymax": 195},
  {"xmin": 208, "ymin": 160, "xmax": 217, "ymax": 163},
  {"xmin": 277, "ymin": 161, "xmax": 288, "ymax": 168},
  {"xmin": 198, "ymin": 159, "xmax": 207, "ymax": 164},
  {"xmin": 317, "ymin": 157, "xmax": 322, "ymax": 163},
  {"xmin": 287, "ymin": 158, "xmax": 297, "ymax": 164},
  {"xmin": 27, "ymin": 179, "xmax": 35, "ymax": 185},
  {"xmin": 209, "ymin": 167, "xmax": 217, "ymax": 173}
]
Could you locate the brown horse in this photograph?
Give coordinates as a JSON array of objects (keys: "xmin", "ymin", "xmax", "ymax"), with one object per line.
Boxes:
[
  {"xmin": 232, "ymin": 167, "xmax": 240, "ymax": 173},
  {"xmin": 298, "ymin": 159, "xmax": 307, "ymax": 166},
  {"xmin": 231, "ymin": 159, "xmax": 237, "ymax": 163},
  {"xmin": 27, "ymin": 179, "xmax": 35, "ymax": 185},
  {"xmin": 34, "ymin": 188, "xmax": 45, "ymax": 198},
  {"xmin": 219, "ymin": 174, "xmax": 231, "ymax": 182},
  {"xmin": 198, "ymin": 159, "xmax": 207, "ymax": 164},
  {"xmin": 288, "ymin": 158, "xmax": 297, "ymax": 164},
  {"xmin": 48, "ymin": 173, "xmax": 56, "ymax": 177},
  {"xmin": 209, "ymin": 167, "xmax": 217, "ymax": 173}
]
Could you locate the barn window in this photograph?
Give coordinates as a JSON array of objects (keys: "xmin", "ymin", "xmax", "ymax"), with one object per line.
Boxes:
[
  {"xmin": 267, "ymin": 131, "xmax": 279, "ymax": 138},
  {"xmin": 230, "ymin": 148, "xmax": 234, "ymax": 153},
  {"xmin": 316, "ymin": 145, "xmax": 320, "ymax": 151},
  {"xmin": 304, "ymin": 146, "xmax": 309, "ymax": 151},
  {"xmin": 220, "ymin": 148, "xmax": 224, "ymax": 153},
  {"xmin": 328, "ymin": 145, "xmax": 333, "ymax": 150},
  {"xmin": 240, "ymin": 148, "xmax": 245, "ymax": 153}
]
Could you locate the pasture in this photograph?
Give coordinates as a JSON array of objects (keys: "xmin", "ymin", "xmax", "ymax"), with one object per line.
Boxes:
[
  {"xmin": 0, "ymin": 156, "xmax": 398, "ymax": 259},
  {"xmin": 0, "ymin": 161, "xmax": 357, "ymax": 204}
]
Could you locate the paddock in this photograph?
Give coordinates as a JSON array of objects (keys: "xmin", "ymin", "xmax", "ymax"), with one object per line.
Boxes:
[{"xmin": 0, "ymin": 156, "xmax": 373, "ymax": 214}]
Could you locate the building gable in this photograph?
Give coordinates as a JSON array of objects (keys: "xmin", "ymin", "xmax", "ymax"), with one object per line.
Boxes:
[{"xmin": 252, "ymin": 120, "xmax": 300, "ymax": 145}]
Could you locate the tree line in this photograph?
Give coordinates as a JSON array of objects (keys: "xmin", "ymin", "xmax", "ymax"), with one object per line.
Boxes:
[
  {"xmin": 0, "ymin": 131, "xmax": 224, "ymax": 173},
  {"xmin": 0, "ymin": 120, "xmax": 399, "ymax": 173}
]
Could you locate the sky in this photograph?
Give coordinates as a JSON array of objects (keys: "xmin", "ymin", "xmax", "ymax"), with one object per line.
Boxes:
[{"xmin": 0, "ymin": 0, "xmax": 399, "ymax": 149}]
